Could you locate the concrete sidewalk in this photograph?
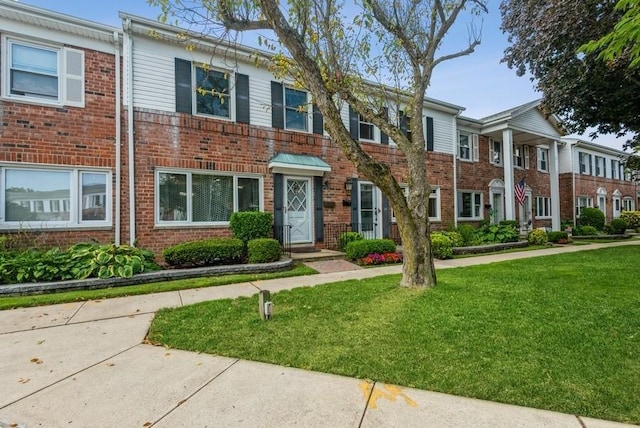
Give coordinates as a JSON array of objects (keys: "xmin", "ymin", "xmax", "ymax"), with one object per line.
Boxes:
[{"xmin": 1, "ymin": 241, "xmax": 638, "ymax": 427}]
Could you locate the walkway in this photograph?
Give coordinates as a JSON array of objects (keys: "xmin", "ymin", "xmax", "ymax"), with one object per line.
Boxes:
[{"xmin": 1, "ymin": 241, "xmax": 638, "ymax": 427}]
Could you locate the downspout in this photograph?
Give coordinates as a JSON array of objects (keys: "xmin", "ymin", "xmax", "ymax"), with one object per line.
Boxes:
[
  {"xmin": 571, "ymin": 142, "xmax": 576, "ymax": 226},
  {"xmin": 113, "ymin": 31, "xmax": 121, "ymax": 246},
  {"xmin": 124, "ymin": 18, "xmax": 136, "ymax": 246},
  {"xmin": 452, "ymin": 117, "xmax": 458, "ymax": 228}
]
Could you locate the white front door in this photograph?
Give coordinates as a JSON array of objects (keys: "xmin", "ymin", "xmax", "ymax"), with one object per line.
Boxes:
[
  {"xmin": 358, "ymin": 182, "xmax": 382, "ymax": 239},
  {"xmin": 491, "ymin": 191, "xmax": 504, "ymax": 224},
  {"xmin": 284, "ymin": 177, "xmax": 312, "ymax": 244}
]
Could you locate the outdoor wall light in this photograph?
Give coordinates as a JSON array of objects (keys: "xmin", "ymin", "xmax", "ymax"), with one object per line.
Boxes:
[{"xmin": 344, "ymin": 177, "xmax": 353, "ymax": 192}]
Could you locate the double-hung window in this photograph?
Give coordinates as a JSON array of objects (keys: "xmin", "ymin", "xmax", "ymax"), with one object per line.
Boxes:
[
  {"xmin": 285, "ymin": 87, "xmax": 308, "ymax": 131},
  {"xmin": 611, "ymin": 159, "xmax": 619, "ymax": 179},
  {"xmin": 576, "ymin": 196, "xmax": 593, "ymax": 216},
  {"xmin": 459, "ymin": 133, "xmax": 471, "ymax": 160},
  {"xmin": 594, "ymin": 156, "xmax": 605, "ymax": 177},
  {"xmin": 1, "ymin": 166, "xmax": 110, "ymax": 228},
  {"xmin": 537, "ymin": 148, "xmax": 549, "ymax": 172},
  {"xmin": 623, "ymin": 197, "xmax": 634, "ymax": 211},
  {"xmin": 514, "ymin": 144, "xmax": 529, "ymax": 169},
  {"xmin": 359, "ymin": 115, "xmax": 375, "ymax": 141},
  {"xmin": 391, "ymin": 185, "xmax": 441, "ymax": 222},
  {"xmin": 535, "ymin": 196, "xmax": 551, "ymax": 218},
  {"xmin": 195, "ymin": 66, "xmax": 230, "ymax": 118},
  {"xmin": 490, "ymin": 139, "xmax": 502, "ymax": 165},
  {"xmin": 579, "ymin": 152, "xmax": 592, "ymax": 175},
  {"xmin": 457, "ymin": 191, "xmax": 482, "ymax": 220},
  {"xmin": 3, "ymin": 37, "xmax": 84, "ymax": 107},
  {"xmin": 156, "ymin": 170, "xmax": 262, "ymax": 225}
]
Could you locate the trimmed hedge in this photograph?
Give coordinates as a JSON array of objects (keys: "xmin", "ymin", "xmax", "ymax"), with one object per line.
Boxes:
[
  {"xmin": 163, "ymin": 238, "xmax": 243, "ymax": 267},
  {"xmin": 230, "ymin": 212, "xmax": 273, "ymax": 243},
  {"xmin": 547, "ymin": 231, "xmax": 569, "ymax": 243},
  {"xmin": 431, "ymin": 232, "xmax": 453, "ymax": 259},
  {"xmin": 247, "ymin": 238, "xmax": 282, "ymax": 263},
  {"xmin": 578, "ymin": 207, "xmax": 605, "ymax": 231},
  {"xmin": 527, "ymin": 229, "xmax": 548, "ymax": 245},
  {"xmin": 345, "ymin": 239, "xmax": 396, "ymax": 261},
  {"xmin": 608, "ymin": 218, "xmax": 628, "ymax": 235},
  {"xmin": 338, "ymin": 232, "xmax": 364, "ymax": 251}
]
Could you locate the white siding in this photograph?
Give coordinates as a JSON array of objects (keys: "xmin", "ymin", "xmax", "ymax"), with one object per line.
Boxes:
[
  {"xmin": 511, "ymin": 109, "xmax": 561, "ymax": 138},
  {"xmin": 557, "ymin": 143, "xmax": 574, "ymax": 173},
  {"xmin": 132, "ymin": 46, "xmax": 174, "ymax": 111},
  {"xmin": 243, "ymin": 67, "xmax": 276, "ymax": 128},
  {"xmin": 430, "ymin": 109, "xmax": 455, "ymax": 154}
]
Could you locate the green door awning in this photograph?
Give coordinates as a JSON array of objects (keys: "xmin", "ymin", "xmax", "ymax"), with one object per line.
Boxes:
[{"xmin": 268, "ymin": 153, "xmax": 331, "ymax": 175}]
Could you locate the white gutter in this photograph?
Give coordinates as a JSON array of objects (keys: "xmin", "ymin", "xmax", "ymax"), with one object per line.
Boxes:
[
  {"xmin": 124, "ymin": 18, "xmax": 136, "ymax": 246},
  {"xmin": 113, "ymin": 30, "xmax": 121, "ymax": 246}
]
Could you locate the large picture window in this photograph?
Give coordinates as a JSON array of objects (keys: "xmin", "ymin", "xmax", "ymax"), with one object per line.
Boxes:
[
  {"xmin": 1, "ymin": 166, "xmax": 109, "ymax": 228},
  {"xmin": 195, "ymin": 66, "xmax": 230, "ymax": 118},
  {"xmin": 157, "ymin": 170, "xmax": 262, "ymax": 225}
]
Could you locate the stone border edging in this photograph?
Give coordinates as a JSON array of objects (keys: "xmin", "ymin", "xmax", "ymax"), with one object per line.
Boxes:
[
  {"xmin": 0, "ymin": 258, "xmax": 292, "ymax": 297},
  {"xmin": 452, "ymin": 241, "xmax": 529, "ymax": 255}
]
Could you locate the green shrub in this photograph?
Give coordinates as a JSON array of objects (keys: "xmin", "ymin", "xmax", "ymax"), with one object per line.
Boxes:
[
  {"xmin": 455, "ymin": 224, "xmax": 477, "ymax": 246},
  {"xmin": 609, "ymin": 218, "xmax": 629, "ymax": 235},
  {"xmin": 345, "ymin": 239, "xmax": 396, "ymax": 261},
  {"xmin": 475, "ymin": 224, "xmax": 519, "ymax": 244},
  {"xmin": 430, "ymin": 232, "xmax": 453, "ymax": 259},
  {"xmin": 620, "ymin": 211, "xmax": 640, "ymax": 228},
  {"xmin": 580, "ymin": 226, "xmax": 599, "ymax": 236},
  {"xmin": 578, "ymin": 207, "xmax": 605, "ymax": 231},
  {"xmin": 229, "ymin": 212, "xmax": 273, "ymax": 243},
  {"xmin": 527, "ymin": 229, "xmax": 548, "ymax": 245},
  {"xmin": 163, "ymin": 238, "xmax": 243, "ymax": 267},
  {"xmin": 0, "ymin": 243, "xmax": 159, "ymax": 284},
  {"xmin": 247, "ymin": 238, "xmax": 282, "ymax": 263},
  {"xmin": 442, "ymin": 231, "xmax": 464, "ymax": 247},
  {"xmin": 338, "ymin": 231, "xmax": 364, "ymax": 251},
  {"xmin": 547, "ymin": 231, "xmax": 569, "ymax": 243},
  {"xmin": 499, "ymin": 220, "xmax": 520, "ymax": 229}
]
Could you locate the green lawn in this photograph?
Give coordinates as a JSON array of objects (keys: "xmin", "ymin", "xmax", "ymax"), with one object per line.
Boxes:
[
  {"xmin": 0, "ymin": 263, "xmax": 317, "ymax": 310},
  {"xmin": 149, "ymin": 246, "xmax": 640, "ymax": 424}
]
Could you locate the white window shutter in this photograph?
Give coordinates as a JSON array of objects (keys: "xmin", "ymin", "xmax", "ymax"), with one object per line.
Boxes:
[
  {"xmin": 64, "ymin": 48, "xmax": 84, "ymax": 107},
  {"xmin": 472, "ymin": 134, "xmax": 479, "ymax": 161},
  {"xmin": 456, "ymin": 130, "xmax": 461, "ymax": 159},
  {"xmin": 489, "ymin": 138, "xmax": 495, "ymax": 163},
  {"xmin": 524, "ymin": 145, "xmax": 530, "ymax": 169}
]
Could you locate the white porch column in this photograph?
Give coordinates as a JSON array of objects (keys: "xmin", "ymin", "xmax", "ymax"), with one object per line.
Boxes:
[
  {"xmin": 549, "ymin": 140, "xmax": 561, "ymax": 230},
  {"xmin": 502, "ymin": 129, "xmax": 516, "ymax": 220}
]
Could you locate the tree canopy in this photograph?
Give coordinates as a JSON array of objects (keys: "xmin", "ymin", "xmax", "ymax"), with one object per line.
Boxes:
[
  {"xmin": 151, "ymin": 0, "xmax": 488, "ymax": 287},
  {"xmin": 500, "ymin": 0, "xmax": 640, "ymax": 148}
]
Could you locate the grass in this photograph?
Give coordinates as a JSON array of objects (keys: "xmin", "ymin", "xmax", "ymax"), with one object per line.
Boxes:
[
  {"xmin": 149, "ymin": 245, "xmax": 640, "ymax": 424},
  {"xmin": 0, "ymin": 263, "xmax": 317, "ymax": 310}
]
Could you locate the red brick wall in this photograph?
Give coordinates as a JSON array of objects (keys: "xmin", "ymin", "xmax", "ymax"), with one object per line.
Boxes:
[
  {"xmin": 127, "ymin": 108, "xmax": 455, "ymax": 253},
  {"xmin": 0, "ymin": 48, "xmax": 118, "ymax": 248}
]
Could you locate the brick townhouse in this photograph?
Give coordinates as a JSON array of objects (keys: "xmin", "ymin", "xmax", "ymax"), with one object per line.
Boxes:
[
  {"xmin": 0, "ymin": 1, "xmax": 121, "ymax": 248},
  {"xmin": 1, "ymin": 2, "xmax": 634, "ymax": 256}
]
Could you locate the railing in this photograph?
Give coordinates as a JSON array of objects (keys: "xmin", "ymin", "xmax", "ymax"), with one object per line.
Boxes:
[
  {"xmin": 272, "ymin": 224, "xmax": 292, "ymax": 257},
  {"xmin": 323, "ymin": 223, "xmax": 380, "ymax": 250}
]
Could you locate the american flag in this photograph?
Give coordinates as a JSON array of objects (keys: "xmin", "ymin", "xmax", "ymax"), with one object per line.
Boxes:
[{"xmin": 515, "ymin": 179, "xmax": 526, "ymax": 205}]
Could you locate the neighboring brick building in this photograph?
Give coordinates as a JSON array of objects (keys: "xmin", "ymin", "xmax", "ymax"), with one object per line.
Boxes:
[
  {"xmin": 0, "ymin": 1, "xmax": 121, "ymax": 248},
  {"xmin": 1, "ymin": 3, "xmax": 633, "ymax": 256}
]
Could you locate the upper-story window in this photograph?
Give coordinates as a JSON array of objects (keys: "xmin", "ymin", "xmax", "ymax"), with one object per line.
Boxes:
[
  {"xmin": 513, "ymin": 144, "xmax": 530, "ymax": 169},
  {"xmin": 579, "ymin": 152, "xmax": 592, "ymax": 175},
  {"xmin": 359, "ymin": 115, "xmax": 375, "ymax": 141},
  {"xmin": 537, "ymin": 147, "xmax": 549, "ymax": 172},
  {"xmin": 458, "ymin": 133, "xmax": 478, "ymax": 161},
  {"xmin": 611, "ymin": 159, "xmax": 620, "ymax": 180},
  {"xmin": 284, "ymin": 87, "xmax": 308, "ymax": 131},
  {"xmin": 195, "ymin": 66, "xmax": 230, "ymax": 118},
  {"xmin": 490, "ymin": 139, "xmax": 502, "ymax": 166},
  {"xmin": 2, "ymin": 37, "xmax": 84, "ymax": 107},
  {"xmin": 594, "ymin": 156, "xmax": 606, "ymax": 177}
]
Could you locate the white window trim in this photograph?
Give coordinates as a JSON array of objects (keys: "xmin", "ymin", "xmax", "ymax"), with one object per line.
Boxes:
[
  {"xmin": 489, "ymin": 138, "xmax": 503, "ymax": 166},
  {"xmin": 358, "ymin": 114, "xmax": 377, "ymax": 142},
  {"xmin": 284, "ymin": 86, "xmax": 311, "ymax": 132},
  {"xmin": 429, "ymin": 186, "xmax": 441, "ymax": 222},
  {"xmin": 193, "ymin": 63, "xmax": 235, "ymax": 121},
  {"xmin": 457, "ymin": 190, "xmax": 483, "ymax": 221},
  {"xmin": 1, "ymin": 35, "xmax": 85, "ymax": 108},
  {"xmin": 576, "ymin": 196, "xmax": 594, "ymax": 216},
  {"xmin": 535, "ymin": 196, "xmax": 552, "ymax": 219},
  {"xmin": 537, "ymin": 147, "xmax": 549, "ymax": 173},
  {"xmin": 622, "ymin": 197, "xmax": 634, "ymax": 211},
  {"xmin": 458, "ymin": 132, "xmax": 479, "ymax": 162},
  {"xmin": 0, "ymin": 164, "xmax": 111, "ymax": 230},
  {"xmin": 155, "ymin": 168, "xmax": 264, "ymax": 227}
]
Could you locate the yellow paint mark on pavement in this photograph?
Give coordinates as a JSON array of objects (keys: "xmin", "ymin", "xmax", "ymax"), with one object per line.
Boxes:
[{"xmin": 361, "ymin": 382, "xmax": 418, "ymax": 409}]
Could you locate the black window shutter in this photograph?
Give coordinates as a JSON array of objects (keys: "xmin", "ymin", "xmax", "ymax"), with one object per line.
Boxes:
[
  {"xmin": 235, "ymin": 73, "xmax": 250, "ymax": 124},
  {"xmin": 350, "ymin": 178, "xmax": 359, "ymax": 229},
  {"xmin": 312, "ymin": 104, "xmax": 324, "ymax": 135},
  {"xmin": 349, "ymin": 105, "xmax": 359, "ymax": 140},
  {"xmin": 271, "ymin": 81, "xmax": 284, "ymax": 129},
  {"xmin": 273, "ymin": 174, "xmax": 284, "ymax": 243},
  {"xmin": 380, "ymin": 107, "xmax": 389, "ymax": 145},
  {"xmin": 399, "ymin": 111, "xmax": 408, "ymax": 136},
  {"xmin": 426, "ymin": 116, "xmax": 434, "ymax": 151},
  {"xmin": 175, "ymin": 58, "xmax": 192, "ymax": 114},
  {"xmin": 381, "ymin": 195, "xmax": 390, "ymax": 238},
  {"xmin": 314, "ymin": 176, "xmax": 324, "ymax": 242}
]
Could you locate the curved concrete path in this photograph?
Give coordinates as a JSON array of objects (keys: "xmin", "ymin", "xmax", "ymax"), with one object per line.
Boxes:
[{"xmin": 1, "ymin": 241, "xmax": 639, "ymax": 427}]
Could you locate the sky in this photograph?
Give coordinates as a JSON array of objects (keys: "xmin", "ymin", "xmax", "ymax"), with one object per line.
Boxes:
[{"xmin": 16, "ymin": 0, "xmax": 629, "ymax": 151}]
